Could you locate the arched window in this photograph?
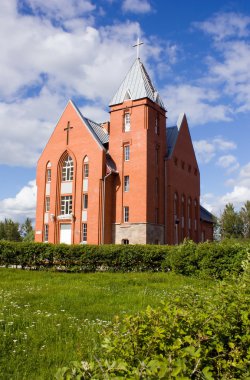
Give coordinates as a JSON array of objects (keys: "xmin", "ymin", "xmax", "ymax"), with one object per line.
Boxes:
[
  {"xmin": 83, "ymin": 156, "xmax": 89, "ymax": 178},
  {"xmin": 181, "ymin": 195, "xmax": 185, "ymax": 241},
  {"xmin": 62, "ymin": 155, "xmax": 74, "ymax": 181}
]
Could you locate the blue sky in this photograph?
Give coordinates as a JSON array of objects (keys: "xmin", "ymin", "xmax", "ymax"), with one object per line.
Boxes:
[{"xmin": 0, "ymin": 0, "xmax": 250, "ymax": 221}]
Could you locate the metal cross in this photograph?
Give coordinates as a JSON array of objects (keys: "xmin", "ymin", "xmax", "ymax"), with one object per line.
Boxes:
[
  {"xmin": 133, "ymin": 37, "xmax": 143, "ymax": 59},
  {"xmin": 64, "ymin": 121, "xmax": 73, "ymax": 145}
]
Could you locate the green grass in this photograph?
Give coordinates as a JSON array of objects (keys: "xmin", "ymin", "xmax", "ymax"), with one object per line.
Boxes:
[{"xmin": 0, "ymin": 269, "xmax": 213, "ymax": 380}]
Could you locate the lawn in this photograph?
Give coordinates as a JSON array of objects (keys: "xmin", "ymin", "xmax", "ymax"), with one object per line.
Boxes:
[{"xmin": 0, "ymin": 269, "xmax": 213, "ymax": 379}]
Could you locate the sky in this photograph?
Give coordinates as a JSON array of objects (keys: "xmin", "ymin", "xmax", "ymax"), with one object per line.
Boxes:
[{"xmin": 0, "ymin": 0, "xmax": 250, "ymax": 222}]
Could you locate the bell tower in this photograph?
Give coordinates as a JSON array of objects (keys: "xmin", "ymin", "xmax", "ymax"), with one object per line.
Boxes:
[{"xmin": 108, "ymin": 58, "xmax": 166, "ymax": 244}]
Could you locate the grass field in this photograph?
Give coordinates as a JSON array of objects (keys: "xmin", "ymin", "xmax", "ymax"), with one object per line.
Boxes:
[{"xmin": 0, "ymin": 269, "xmax": 213, "ymax": 379}]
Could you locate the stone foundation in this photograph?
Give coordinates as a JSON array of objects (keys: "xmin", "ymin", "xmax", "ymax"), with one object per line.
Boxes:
[{"xmin": 112, "ymin": 223, "xmax": 165, "ymax": 244}]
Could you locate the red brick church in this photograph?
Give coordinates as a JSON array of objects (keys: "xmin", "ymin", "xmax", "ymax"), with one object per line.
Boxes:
[{"xmin": 35, "ymin": 57, "xmax": 213, "ymax": 245}]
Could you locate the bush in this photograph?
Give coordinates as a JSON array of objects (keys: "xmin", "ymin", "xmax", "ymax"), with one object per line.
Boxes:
[{"xmin": 55, "ymin": 275, "xmax": 250, "ymax": 379}]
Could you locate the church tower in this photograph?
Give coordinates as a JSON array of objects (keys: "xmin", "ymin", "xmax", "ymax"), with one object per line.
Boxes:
[{"xmin": 108, "ymin": 58, "xmax": 167, "ymax": 244}]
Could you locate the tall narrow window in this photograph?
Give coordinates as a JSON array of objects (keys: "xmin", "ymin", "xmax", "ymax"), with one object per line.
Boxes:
[
  {"xmin": 45, "ymin": 197, "xmax": 50, "ymax": 212},
  {"xmin": 124, "ymin": 145, "xmax": 130, "ymax": 161},
  {"xmin": 124, "ymin": 206, "xmax": 129, "ymax": 222},
  {"xmin": 82, "ymin": 223, "xmax": 87, "ymax": 242},
  {"xmin": 83, "ymin": 194, "xmax": 88, "ymax": 209},
  {"xmin": 174, "ymin": 193, "xmax": 179, "ymax": 244},
  {"xmin": 83, "ymin": 163, "xmax": 89, "ymax": 178},
  {"xmin": 61, "ymin": 195, "xmax": 72, "ymax": 215},
  {"xmin": 122, "ymin": 239, "xmax": 129, "ymax": 244},
  {"xmin": 44, "ymin": 224, "xmax": 49, "ymax": 242},
  {"xmin": 155, "ymin": 116, "xmax": 159, "ymax": 135},
  {"xmin": 188, "ymin": 197, "xmax": 191, "ymax": 231},
  {"xmin": 124, "ymin": 113, "xmax": 130, "ymax": 132},
  {"xmin": 62, "ymin": 155, "xmax": 74, "ymax": 181},
  {"xmin": 124, "ymin": 175, "xmax": 130, "ymax": 192},
  {"xmin": 194, "ymin": 199, "xmax": 198, "ymax": 232},
  {"xmin": 47, "ymin": 169, "xmax": 51, "ymax": 182}
]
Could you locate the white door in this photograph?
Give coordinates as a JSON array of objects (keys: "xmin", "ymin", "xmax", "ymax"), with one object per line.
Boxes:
[{"xmin": 60, "ymin": 224, "xmax": 72, "ymax": 244}]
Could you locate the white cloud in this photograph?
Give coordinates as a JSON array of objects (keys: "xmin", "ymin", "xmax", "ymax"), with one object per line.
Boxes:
[
  {"xmin": 193, "ymin": 137, "xmax": 236, "ymax": 164},
  {"xmin": 163, "ymin": 84, "xmax": 232, "ymax": 126},
  {"xmin": 0, "ymin": 180, "xmax": 37, "ymax": 222},
  {"xmin": 22, "ymin": 0, "xmax": 96, "ymax": 21},
  {"xmin": 122, "ymin": 0, "xmax": 151, "ymax": 14},
  {"xmin": 193, "ymin": 12, "xmax": 250, "ymax": 41},
  {"xmin": 201, "ymin": 161, "xmax": 250, "ymax": 215}
]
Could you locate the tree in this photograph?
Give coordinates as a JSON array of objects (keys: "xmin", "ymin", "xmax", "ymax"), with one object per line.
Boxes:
[
  {"xmin": 220, "ymin": 203, "xmax": 244, "ymax": 239},
  {"xmin": 21, "ymin": 218, "xmax": 34, "ymax": 241},
  {"xmin": 240, "ymin": 201, "xmax": 250, "ymax": 238},
  {"xmin": 0, "ymin": 219, "xmax": 21, "ymax": 241}
]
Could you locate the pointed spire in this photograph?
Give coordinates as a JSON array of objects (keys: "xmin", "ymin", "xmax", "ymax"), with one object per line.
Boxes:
[{"xmin": 109, "ymin": 59, "xmax": 165, "ymax": 109}]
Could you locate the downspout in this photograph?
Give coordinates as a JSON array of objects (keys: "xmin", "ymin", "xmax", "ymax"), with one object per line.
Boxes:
[{"xmin": 102, "ymin": 171, "xmax": 112, "ymax": 245}]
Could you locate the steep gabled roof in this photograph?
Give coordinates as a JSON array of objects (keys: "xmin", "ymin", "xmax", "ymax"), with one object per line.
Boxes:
[
  {"xmin": 109, "ymin": 58, "xmax": 165, "ymax": 109},
  {"xmin": 166, "ymin": 126, "xmax": 178, "ymax": 158},
  {"xmin": 71, "ymin": 100, "xmax": 109, "ymax": 147}
]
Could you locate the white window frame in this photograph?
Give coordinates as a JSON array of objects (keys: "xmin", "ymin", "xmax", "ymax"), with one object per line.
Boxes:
[
  {"xmin": 124, "ymin": 113, "xmax": 131, "ymax": 132},
  {"xmin": 83, "ymin": 163, "xmax": 89, "ymax": 178},
  {"xmin": 62, "ymin": 156, "xmax": 73, "ymax": 181},
  {"xmin": 124, "ymin": 145, "xmax": 130, "ymax": 161},
  {"xmin": 82, "ymin": 223, "xmax": 87, "ymax": 242},
  {"xmin": 124, "ymin": 175, "xmax": 130, "ymax": 192},
  {"xmin": 61, "ymin": 195, "xmax": 72, "ymax": 215},
  {"xmin": 124, "ymin": 206, "xmax": 129, "ymax": 222}
]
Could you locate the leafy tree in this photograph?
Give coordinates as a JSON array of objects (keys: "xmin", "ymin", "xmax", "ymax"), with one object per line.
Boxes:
[
  {"xmin": 21, "ymin": 217, "xmax": 34, "ymax": 241},
  {"xmin": 0, "ymin": 218, "xmax": 21, "ymax": 241},
  {"xmin": 240, "ymin": 200, "xmax": 250, "ymax": 238},
  {"xmin": 220, "ymin": 203, "xmax": 244, "ymax": 239}
]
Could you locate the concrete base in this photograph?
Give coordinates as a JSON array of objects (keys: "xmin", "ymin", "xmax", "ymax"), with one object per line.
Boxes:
[{"xmin": 112, "ymin": 223, "xmax": 165, "ymax": 244}]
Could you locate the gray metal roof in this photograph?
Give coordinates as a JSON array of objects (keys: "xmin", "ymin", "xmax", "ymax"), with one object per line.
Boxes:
[
  {"xmin": 166, "ymin": 126, "xmax": 178, "ymax": 158},
  {"xmin": 71, "ymin": 100, "xmax": 109, "ymax": 146},
  {"xmin": 200, "ymin": 205, "xmax": 214, "ymax": 223},
  {"xmin": 109, "ymin": 58, "xmax": 165, "ymax": 109},
  {"xmin": 85, "ymin": 118, "xmax": 109, "ymax": 145}
]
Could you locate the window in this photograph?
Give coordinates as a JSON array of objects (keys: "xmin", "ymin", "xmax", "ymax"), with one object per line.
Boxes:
[
  {"xmin": 188, "ymin": 164, "xmax": 191, "ymax": 173},
  {"xmin": 61, "ymin": 195, "xmax": 72, "ymax": 215},
  {"xmin": 124, "ymin": 145, "xmax": 130, "ymax": 161},
  {"xmin": 47, "ymin": 169, "xmax": 51, "ymax": 182},
  {"xmin": 124, "ymin": 175, "xmax": 130, "ymax": 192},
  {"xmin": 62, "ymin": 155, "xmax": 74, "ymax": 181},
  {"xmin": 122, "ymin": 239, "xmax": 129, "ymax": 244},
  {"xmin": 155, "ymin": 116, "xmax": 159, "ymax": 135},
  {"xmin": 124, "ymin": 206, "xmax": 129, "ymax": 222},
  {"xmin": 82, "ymin": 223, "xmax": 87, "ymax": 242},
  {"xmin": 181, "ymin": 161, "xmax": 185, "ymax": 170},
  {"xmin": 124, "ymin": 113, "xmax": 130, "ymax": 132},
  {"xmin": 188, "ymin": 198, "xmax": 191, "ymax": 230},
  {"xmin": 44, "ymin": 224, "xmax": 49, "ymax": 242},
  {"xmin": 174, "ymin": 157, "xmax": 178, "ymax": 166},
  {"xmin": 83, "ymin": 194, "xmax": 88, "ymax": 209},
  {"xmin": 194, "ymin": 199, "xmax": 198, "ymax": 231},
  {"xmin": 45, "ymin": 197, "xmax": 50, "ymax": 212},
  {"xmin": 83, "ymin": 163, "xmax": 89, "ymax": 178},
  {"xmin": 194, "ymin": 168, "xmax": 198, "ymax": 176}
]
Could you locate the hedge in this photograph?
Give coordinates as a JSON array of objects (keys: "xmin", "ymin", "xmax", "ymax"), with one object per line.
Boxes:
[{"xmin": 0, "ymin": 239, "xmax": 249, "ymax": 278}]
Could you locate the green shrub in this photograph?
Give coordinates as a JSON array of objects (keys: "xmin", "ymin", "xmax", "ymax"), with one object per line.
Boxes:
[{"xmin": 55, "ymin": 277, "xmax": 250, "ymax": 379}]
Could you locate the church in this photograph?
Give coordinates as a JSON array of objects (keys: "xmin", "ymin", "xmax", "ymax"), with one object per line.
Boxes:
[{"xmin": 35, "ymin": 56, "xmax": 213, "ymax": 245}]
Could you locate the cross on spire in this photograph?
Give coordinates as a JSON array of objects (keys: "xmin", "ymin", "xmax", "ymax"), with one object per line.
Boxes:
[
  {"xmin": 133, "ymin": 37, "xmax": 143, "ymax": 59},
  {"xmin": 64, "ymin": 121, "xmax": 73, "ymax": 145}
]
